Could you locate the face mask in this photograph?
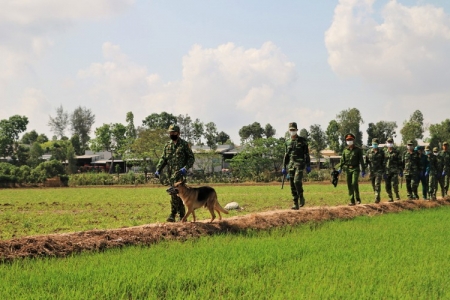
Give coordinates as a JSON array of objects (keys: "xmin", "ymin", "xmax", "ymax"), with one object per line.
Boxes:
[
  {"xmin": 433, "ymin": 152, "xmax": 438, "ymax": 156},
  {"xmin": 426, "ymin": 151, "xmax": 430, "ymax": 155},
  {"xmin": 346, "ymin": 140, "xmax": 354, "ymax": 146},
  {"xmin": 372, "ymin": 144, "xmax": 378, "ymax": 149},
  {"xmin": 387, "ymin": 143, "xmax": 393, "ymax": 148},
  {"xmin": 289, "ymin": 131, "xmax": 297, "ymax": 137},
  {"xmin": 170, "ymin": 134, "xmax": 178, "ymax": 141}
]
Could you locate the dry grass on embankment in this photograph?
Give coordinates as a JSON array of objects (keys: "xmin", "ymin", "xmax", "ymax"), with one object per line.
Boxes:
[{"xmin": 1, "ymin": 198, "xmax": 449, "ymax": 262}]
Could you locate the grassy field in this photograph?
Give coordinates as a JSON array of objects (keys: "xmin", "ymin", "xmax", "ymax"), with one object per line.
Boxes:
[
  {"xmin": 0, "ymin": 182, "xmax": 375, "ymax": 239},
  {"xmin": 1, "ymin": 206, "xmax": 449, "ymax": 299}
]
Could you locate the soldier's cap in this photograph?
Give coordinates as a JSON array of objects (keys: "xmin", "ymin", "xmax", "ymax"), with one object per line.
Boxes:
[
  {"xmin": 345, "ymin": 133, "xmax": 355, "ymax": 140},
  {"xmin": 407, "ymin": 140, "xmax": 414, "ymax": 145},
  {"xmin": 387, "ymin": 137, "xmax": 394, "ymax": 143},
  {"xmin": 433, "ymin": 147, "xmax": 439, "ymax": 152},
  {"xmin": 289, "ymin": 122, "xmax": 298, "ymax": 130},
  {"xmin": 168, "ymin": 124, "xmax": 180, "ymax": 133},
  {"xmin": 443, "ymin": 141, "xmax": 449, "ymax": 146},
  {"xmin": 372, "ymin": 138, "xmax": 379, "ymax": 144},
  {"xmin": 425, "ymin": 146, "xmax": 430, "ymax": 151}
]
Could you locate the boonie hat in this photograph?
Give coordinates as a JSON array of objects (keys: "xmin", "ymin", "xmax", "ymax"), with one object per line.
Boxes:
[
  {"xmin": 407, "ymin": 140, "xmax": 414, "ymax": 145},
  {"xmin": 289, "ymin": 122, "xmax": 298, "ymax": 130}
]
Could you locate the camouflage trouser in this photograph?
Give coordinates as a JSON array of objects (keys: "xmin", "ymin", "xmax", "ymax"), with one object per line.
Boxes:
[
  {"xmin": 370, "ymin": 172, "xmax": 383, "ymax": 201},
  {"xmin": 385, "ymin": 172, "xmax": 399, "ymax": 199},
  {"xmin": 405, "ymin": 173, "xmax": 419, "ymax": 199},
  {"xmin": 418, "ymin": 173, "xmax": 428, "ymax": 199},
  {"xmin": 288, "ymin": 166, "xmax": 305, "ymax": 205},
  {"xmin": 428, "ymin": 174, "xmax": 438, "ymax": 200},
  {"xmin": 345, "ymin": 169, "xmax": 361, "ymax": 203},
  {"xmin": 438, "ymin": 174, "xmax": 449, "ymax": 197},
  {"xmin": 170, "ymin": 194, "xmax": 185, "ymax": 218}
]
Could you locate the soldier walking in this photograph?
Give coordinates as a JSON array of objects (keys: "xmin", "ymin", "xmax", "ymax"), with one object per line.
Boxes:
[
  {"xmin": 365, "ymin": 138, "xmax": 385, "ymax": 203},
  {"xmin": 425, "ymin": 146, "xmax": 439, "ymax": 201},
  {"xmin": 339, "ymin": 133, "xmax": 366, "ymax": 206},
  {"xmin": 438, "ymin": 141, "xmax": 450, "ymax": 198},
  {"xmin": 155, "ymin": 124, "xmax": 195, "ymax": 222},
  {"xmin": 402, "ymin": 140, "xmax": 421, "ymax": 200},
  {"xmin": 417, "ymin": 146, "xmax": 429, "ymax": 200},
  {"xmin": 282, "ymin": 122, "xmax": 311, "ymax": 210},
  {"xmin": 384, "ymin": 137, "xmax": 401, "ymax": 202}
]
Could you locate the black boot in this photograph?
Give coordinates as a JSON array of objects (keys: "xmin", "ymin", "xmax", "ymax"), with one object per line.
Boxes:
[
  {"xmin": 299, "ymin": 196, "xmax": 305, "ymax": 207},
  {"xmin": 166, "ymin": 214, "xmax": 176, "ymax": 222},
  {"xmin": 178, "ymin": 205, "xmax": 186, "ymax": 221},
  {"xmin": 291, "ymin": 199, "xmax": 299, "ymax": 210}
]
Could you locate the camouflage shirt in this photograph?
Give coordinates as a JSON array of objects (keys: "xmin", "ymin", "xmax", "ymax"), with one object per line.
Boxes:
[
  {"xmin": 402, "ymin": 151, "xmax": 421, "ymax": 175},
  {"xmin": 384, "ymin": 148, "xmax": 402, "ymax": 174},
  {"xmin": 284, "ymin": 136, "xmax": 311, "ymax": 169},
  {"xmin": 426, "ymin": 154, "xmax": 439, "ymax": 175},
  {"xmin": 340, "ymin": 146, "xmax": 366, "ymax": 172},
  {"xmin": 156, "ymin": 138, "xmax": 195, "ymax": 182},
  {"xmin": 365, "ymin": 148, "xmax": 385, "ymax": 175},
  {"xmin": 439, "ymin": 150, "xmax": 450, "ymax": 173}
]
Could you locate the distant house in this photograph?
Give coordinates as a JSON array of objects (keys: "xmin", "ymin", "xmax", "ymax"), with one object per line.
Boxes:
[
  {"xmin": 75, "ymin": 150, "xmax": 125, "ymax": 173},
  {"xmin": 191, "ymin": 144, "xmax": 236, "ymax": 173}
]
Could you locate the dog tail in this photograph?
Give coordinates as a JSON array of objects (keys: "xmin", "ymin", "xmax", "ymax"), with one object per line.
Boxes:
[{"xmin": 215, "ymin": 202, "xmax": 229, "ymax": 214}]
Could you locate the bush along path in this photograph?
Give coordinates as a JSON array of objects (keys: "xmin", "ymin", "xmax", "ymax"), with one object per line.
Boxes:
[{"xmin": 1, "ymin": 198, "xmax": 449, "ymax": 262}]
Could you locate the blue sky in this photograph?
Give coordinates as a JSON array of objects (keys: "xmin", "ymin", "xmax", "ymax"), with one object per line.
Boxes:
[{"xmin": 1, "ymin": 0, "xmax": 450, "ymax": 144}]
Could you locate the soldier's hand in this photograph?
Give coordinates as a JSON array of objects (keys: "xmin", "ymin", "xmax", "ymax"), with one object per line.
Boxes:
[
  {"xmin": 443, "ymin": 171, "xmax": 447, "ymax": 176},
  {"xmin": 383, "ymin": 174, "xmax": 387, "ymax": 180},
  {"xmin": 399, "ymin": 172, "xmax": 403, "ymax": 177},
  {"xmin": 338, "ymin": 169, "xmax": 342, "ymax": 174},
  {"xmin": 425, "ymin": 171, "xmax": 429, "ymax": 177},
  {"xmin": 306, "ymin": 166, "xmax": 311, "ymax": 174},
  {"xmin": 154, "ymin": 171, "xmax": 160, "ymax": 178},
  {"xmin": 179, "ymin": 167, "xmax": 187, "ymax": 176},
  {"xmin": 282, "ymin": 168, "xmax": 287, "ymax": 175},
  {"xmin": 361, "ymin": 171, "xmax": 366, "ymax": 178}
]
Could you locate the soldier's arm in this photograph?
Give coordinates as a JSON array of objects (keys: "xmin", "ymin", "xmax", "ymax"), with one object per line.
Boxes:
[
  {"xmin": 304, "ymin": 143, "xmax": 311, "ymax": 168},
  {"xmin": 156, "ymin": 145, "xmax": 168, "ymax": 172},
  {"xmin": 185, "ymin": 145, "xmax": 195, "ymax": 169},
  {"xmin": 359, "ymin": 149, "xmax": 366, "ymax": 172}
]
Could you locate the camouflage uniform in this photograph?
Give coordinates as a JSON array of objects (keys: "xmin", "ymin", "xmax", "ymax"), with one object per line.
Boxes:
[
  {"xmin": 438, "ymin": 142, "xmax": 450, "ymax": 198},
  {"xmin": 156, "ymin": 125, "xmax": 195, "ymax": 221},
  {"xmin": 365, "ymin": 138, "xmax": 385, "ymax": 203},
  {"xmin": 426, "ymin": 146, "xmax": 439, "ymax": 200},
  {"xmin": 340, "ymin": 133, "xmax": 366, "ymax": 205},
  {"xmin": 402, "ymin": 140, "xmax": 421, "ymax": 200},
  {"xmin": 384, "ymin": 137, "xmax": 401, "ymax": 201},
  {"xmin": 284, "ymin": 122, "xmax": 311, "ymax": 209},
  {"xmin": 417, "ymin": 146, "xmax": 429, "ymax": 199}
]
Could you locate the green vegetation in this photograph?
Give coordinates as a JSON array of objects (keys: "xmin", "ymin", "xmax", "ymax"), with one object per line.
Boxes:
[
  {"xmin": 1, "ymin": 206, "xmax": 449, "ymax": 299},
  {"xmin": 0, "ymin": 183, "xmax": 370, "ymax": 240}
]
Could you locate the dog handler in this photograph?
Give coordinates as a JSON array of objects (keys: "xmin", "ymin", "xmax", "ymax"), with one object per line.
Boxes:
[
  {"xmin": 155, "ymin": 124, "xmax": 195, "ymax": 222},
  {"xmin": 282, "ymin": 122, "xmax": 311, "ymax": 210}
]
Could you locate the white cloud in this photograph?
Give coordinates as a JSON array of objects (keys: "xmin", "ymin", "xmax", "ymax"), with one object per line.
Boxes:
[
  {"xmin": 75, "ymin": 41, "xmax": 319, "ymax": 142},
  {"xmin": 325, "ymin": 0, "xmax": 450, "ymax": 95}
]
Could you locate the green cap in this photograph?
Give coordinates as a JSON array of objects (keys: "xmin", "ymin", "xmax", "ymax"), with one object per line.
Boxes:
[
  {"xmin": 407, "ymin": 140, "xmax": 414, "ymax": 145},
  {"xmin": 372, "ymin": 138, "xmax": 379, "ymax": 144},
  {"xmin": 289, "ymin": 122, "xmax": 298, "ymax": 130},
  {"xmin": 168, "ymin": 124, "xmax": 180, "ymax": 132}
]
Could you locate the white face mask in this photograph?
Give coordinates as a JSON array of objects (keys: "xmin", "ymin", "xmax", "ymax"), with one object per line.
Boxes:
[
  {"xmin": 387, "ymin": 143, "xmax": 393, "ymax": 148},
  {"xmin": 289, "ymin": 131, "xmax": 297, "ymax": 137},
  {"xmin": 433, "ymin": 152, "xmax": 438, "ymax": 156},
  {"xmin": 346, "ymin": 140, "xmax": 354, "ymax": 146}
]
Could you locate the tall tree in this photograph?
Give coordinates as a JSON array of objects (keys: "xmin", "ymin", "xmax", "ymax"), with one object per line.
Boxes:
[
  {"xmin": 400, "ymin": 110, "xmax": 424, "ymax": 144},
  {"xmin": 326, "ymin": 120, "xmax": 340, "ymax": 154},
  {"xmin": 192, "ymin": 119, "xmax": 204, "ymax": 145},
  {"xmin": 366, "ymin": 121, "xmax": 397, "ymax": 145},
  {"xmin": 177, "ymin": 114, "xmax": 193, "ymax": 143},
  {"xmin": 428, "ymin": 119, "xmax": 450, "ymax": 148},
  {"xmin": 70, "ymin": 106, "xmax": 95, "ymax": 151},
  {"xmin": 125, "ymin": 112, "xmax": 137, "ymax": 140},
  {"xmin": 90, "ymin": 123, "xmax": 127, "ymax": 174},
  {"xmin": 309, "ymin": 124, "xmax": 327, "ymax": 169},
  {"xmin": 48, "ymin": 105, "xmax": 69, "ymax": 139},
  {"xmin": 217, "ymin": 131, "xmax": 230, "ymax": 145},
  {"xmin": 264, "ymin": 124, "xmax": 276, "ymax": 138},
  {"xmin": 70, "ymin": 134, "xmax": 82, "ymax": 155},
  {"xmin": 336, "ymin": 108, "xmax": 364, "ymax": 150},
  {"xmin": 142, "ymin": 112, "xmax": 177, "ymax": 130},
  {"xmin": 0, "ymin": 115, "xmax": 29, "ymax": 159},
  {"xmin": 239, "ymin": 122, "xmax": 264, "ymax": 143},
  {"xmin": 204, "ymin": 122, "xmax": 218, "ymax": 150}
]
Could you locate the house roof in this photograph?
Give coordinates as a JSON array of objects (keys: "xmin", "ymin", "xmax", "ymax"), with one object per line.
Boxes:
[{"xmin": 191, "ymin": 144, "xmax": 234, "ymax": 154}]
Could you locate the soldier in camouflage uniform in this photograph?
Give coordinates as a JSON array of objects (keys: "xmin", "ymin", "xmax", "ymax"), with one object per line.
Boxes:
[
  {"xmin": 417, "ymin": 146, "xmax": 429, "ymax": 199},
  {"xmin": 365, "ymin": 138, "xmax": 385, "ymax": 203},
  {"xmin": 402, "ymin": 140, "xmax": 421, "ymax": 200},
  {"xmin": 155, "ymin": 124, "xmax": 195, "ymax": 222},
  {"xmin": 339, "ymin": 133, "xmax": 366, "ymax": 206},
  {"xmin": 384, "ymin": 137, "xmax": 401, "ymax": 202},
  {"xmin": 282, "ymin": 122, "xmax": 311, "ymax": 210},
  {"xmin": 425, "ymin": 146, "xmax": 439, "ymax": 201},
  {"xmin": 438, "ymin": 141, "xmax": 450, "ymax": 198}
]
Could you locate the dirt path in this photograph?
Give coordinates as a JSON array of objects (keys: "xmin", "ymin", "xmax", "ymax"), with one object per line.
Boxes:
[{"xmin": 1, "ymin": 199, "xmax": 449, "ymax": 262}]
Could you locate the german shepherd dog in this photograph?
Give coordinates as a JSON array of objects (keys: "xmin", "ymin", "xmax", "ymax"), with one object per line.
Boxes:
[{"xmin": 166, "ymin": 180, "xmax": 229, "ymax": 222}]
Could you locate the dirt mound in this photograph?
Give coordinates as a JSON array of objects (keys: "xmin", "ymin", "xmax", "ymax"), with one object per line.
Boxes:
[{"xmin": 1, "ymin": 199, "xmax": 449, "ymax": 262}]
